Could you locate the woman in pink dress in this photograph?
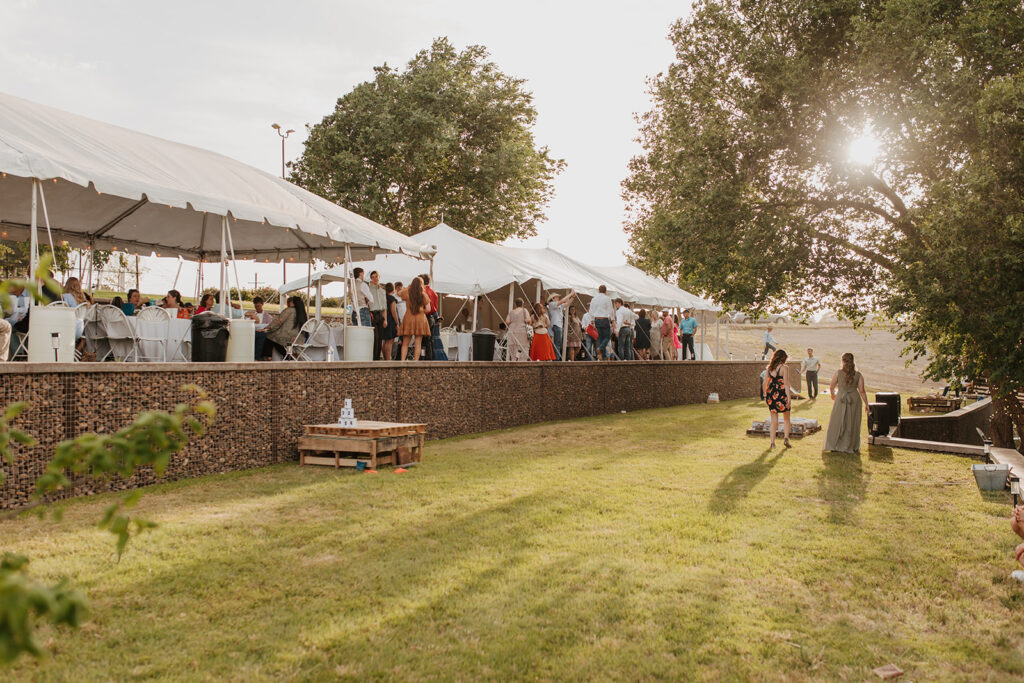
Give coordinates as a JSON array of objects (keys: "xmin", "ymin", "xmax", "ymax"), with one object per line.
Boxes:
[{"xmin": 505, "ymin": 298, "xmax": 531, "ymax": 362}]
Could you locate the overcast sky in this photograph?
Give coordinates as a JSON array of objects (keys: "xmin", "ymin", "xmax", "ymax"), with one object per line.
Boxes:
[{"xmin": 1, "ymin": 0, "xmax": 692, "ymax": 293}]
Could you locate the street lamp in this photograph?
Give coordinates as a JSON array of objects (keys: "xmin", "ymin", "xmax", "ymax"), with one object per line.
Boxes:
[{"xmin": 271, "ymin": 123, "xmax": 295, "ymax": 179}]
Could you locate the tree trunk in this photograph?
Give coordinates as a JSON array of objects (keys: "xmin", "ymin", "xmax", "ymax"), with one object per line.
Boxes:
[{"xmin": 990, "ymin": 384, "xmax": 1024, "ymax": 454}]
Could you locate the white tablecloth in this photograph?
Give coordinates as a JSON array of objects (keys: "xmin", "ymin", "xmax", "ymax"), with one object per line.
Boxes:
[
  {"xmin": 445, "ymin": 332, "xmax": 473, "ymax": 361},
  {"xmin": 128, "ymin": 317, "xmax": 192, "ymax": 361}
]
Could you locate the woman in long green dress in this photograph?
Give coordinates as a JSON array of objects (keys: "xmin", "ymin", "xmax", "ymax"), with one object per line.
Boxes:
[{"xmin": 823, "ymin": 352, "xmax": 871, "ymax": 453}]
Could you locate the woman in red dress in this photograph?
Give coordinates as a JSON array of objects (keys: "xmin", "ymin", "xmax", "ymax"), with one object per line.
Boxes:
[{"xmin": 529, "ymin": 301, "xmax": 557, "ymax": 361}]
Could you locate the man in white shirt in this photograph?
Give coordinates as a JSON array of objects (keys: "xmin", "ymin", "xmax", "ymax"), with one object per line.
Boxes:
[
  {"xmin": 799, "ymin": 347, "xmax": 821, "ymax": 399},
  {"xmin": 614, "ymin": 299, "xmax": 638, "ymax": 361},
  {"xmin": 762, "ymin": 327, "xmax": 777, "ymax": 359},
  {"xmin": 546, "ymin": 290, "xmax": 576, "ymax": 361},
  {"xmin": 588, "ymin": 285, "xmax": 614, "ymax": 360},
  {"xmin": 368, "ymin": 270, "xmax": 387, "ymax": 360},
  {"xmin": 350, "ymin": 267, "xmax": 373, "ymax": 328}
]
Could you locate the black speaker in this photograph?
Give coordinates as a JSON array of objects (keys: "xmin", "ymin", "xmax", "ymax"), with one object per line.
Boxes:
[
  {"xmin": 868, "ymin": 402, "xmax": 890, "ymax": 437},
  {"xmin": 875, "ymin": 392, "xmax": 901, "ymax": 428}
]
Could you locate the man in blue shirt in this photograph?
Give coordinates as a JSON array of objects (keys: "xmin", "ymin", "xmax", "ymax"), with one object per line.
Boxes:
[{"xmin": 679, "ymin": 309, "xmax": 699, "ymax": 359}]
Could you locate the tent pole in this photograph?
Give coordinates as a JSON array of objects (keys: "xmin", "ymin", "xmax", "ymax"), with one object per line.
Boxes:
[
  {"xmin": 87, "ymin": 244, "xmax": 94, "ymax": 294},
  {"xmin": 29, "ymin": 179, "xmax": 38, "ymax": 304},
  {"xmin": 700, "ymin": 309, "xmax": 706, "ymax": 360},
  {"xmin": 715, "ymin": 314, "xmax": 720, "ymax": 361},
  {"xmin": 225, "ymin": 222, "xmax": 242, "ymax": 312},
  {"xmin": 172, "ymin": 256, "xmax": 183, "ymax": 291},
  {"xmin": 306, "ymin": 256, "xmax": 312, "ymax": 301},
  {"xmin": 315, "ymin": 281, "xmax": 322, "ymax": 321},
  {"xmin": 507, "ymin": 284, "xmax": 515, "ymax": 362},
  {"xmin": 194, "ymin": 257, "xmax": 203, "ymax": 302},
  {"xmin": 471, "ymin": 295, "xmax": 478, "ymax": 334},
  {"xmin": 726, "ymin": 321, "xmax": 730, "ymax": 359},
  {"xmin": 343, "ymin": 244, "xmax": 351, "ymax": 335},
  {"xmin": 219, "ymin": 217, "xmax": 228, "ymax": 314},
  {"xmin": 535, "ymin": 280, "xmax": 541, "ymax": 305},
  {"xmin": 135, "ymin": 254, "xmax": 140, "ymax": 291}
]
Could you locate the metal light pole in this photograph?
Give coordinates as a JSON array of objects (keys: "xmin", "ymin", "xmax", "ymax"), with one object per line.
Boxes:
[{"xmin": 271, "ymin": 123, "xmax": 295, "ymax": 179}]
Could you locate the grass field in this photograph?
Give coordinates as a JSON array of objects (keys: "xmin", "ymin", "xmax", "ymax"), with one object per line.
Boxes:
[{"xmin": 3, "ymin": 396, "xmax": 1022, "ymax": 680}]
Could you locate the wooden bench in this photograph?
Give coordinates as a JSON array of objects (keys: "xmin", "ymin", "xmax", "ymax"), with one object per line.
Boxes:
[
  {"xmin": 908, "ymin": 396, "xmax": 962, "ymax": 414},
  {"xmin": 299, "ymin": 421, "xmax": 427, "ymax": 469}
]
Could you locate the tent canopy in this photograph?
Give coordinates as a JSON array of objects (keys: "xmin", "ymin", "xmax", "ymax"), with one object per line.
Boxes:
[
  {"xmin": 280, "ymin": 223, "xmax": 718, "ymax": 311},
  {"xmin": 0, "ymin": 92, "xmax": 430, "ymax": 261}
]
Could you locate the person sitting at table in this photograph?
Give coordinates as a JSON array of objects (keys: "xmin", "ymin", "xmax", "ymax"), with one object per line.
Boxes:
[
  {"xmin": 247, "ymin": 296, "xmax": 272, "ymax": 325},
  {"xmin": 122, "ymin": 289, "xmax": 141, "ymax": 316},
  {"xmin": 62, "ymin": 277, "xmax": 90, "ymax": 308},
  {"xmin": 398, "ymin": 277, "xmax": 430, "ymax": 362},
  {"xmin": 196, "ymin": 293, "xmax": 216, "ymax": 314},
  {"xmin": 162, "ymin": 290, "xmax": 190, "ymax": 319},
  {"xmin": 264, "ymin": 295, "xmax": 307, "ymax": 360},
  {"xmin": 111, "ymin": 296, "xmax": 124, "ymax": 310}
]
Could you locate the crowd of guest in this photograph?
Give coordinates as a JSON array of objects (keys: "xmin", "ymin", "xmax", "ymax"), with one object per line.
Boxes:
[{"xmin": 0, "ymin": 275, "xmax": 713, "ymax": 363}]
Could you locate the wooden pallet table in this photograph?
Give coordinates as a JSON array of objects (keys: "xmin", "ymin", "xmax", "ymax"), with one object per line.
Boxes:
[
  {"xmin": 907, "ymin": 396, "xmax": 962, "ymax": 414},
  {"xmin": 299, "ymin": 421, "xmax": 427, "ymax": 469}
]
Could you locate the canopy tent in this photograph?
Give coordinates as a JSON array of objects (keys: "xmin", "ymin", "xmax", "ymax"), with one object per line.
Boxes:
[
  {"xmin": 586, "ymin": 264, "xmax": 719, "ymax": 311},
  {"xmin": 280, "ymin": 223, "xmax": 718, "ymax": 313},
  {"xmin": 0, "ymin": 92, "xmax": 430, "ymax": 263}
]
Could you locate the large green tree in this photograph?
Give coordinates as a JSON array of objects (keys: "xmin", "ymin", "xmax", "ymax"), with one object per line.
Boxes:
[
  {"xmin": 624, "ymin": 0, "xmax": 1024, "ymax": 447},
  {"xmin": 291, "ymin": 37, "xmax": 565, "ymax": 241}
]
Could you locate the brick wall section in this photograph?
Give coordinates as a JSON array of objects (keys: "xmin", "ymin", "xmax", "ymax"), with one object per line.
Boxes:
[{"xmin": 0, "ymin": 360, "xmax": 799, "ymax": 510}]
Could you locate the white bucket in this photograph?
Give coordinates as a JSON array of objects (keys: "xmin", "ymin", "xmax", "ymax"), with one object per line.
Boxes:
[
  {"xmin": 28, "ymin": 306, "xmax": 77, "ymax": 362},
  {"xmin": 225, "ymin": 319, "xmax": 255, "ymax": 362},
  {"xmin": 344, "ymin": 325, "xmax": 374, "ymax": 361}
]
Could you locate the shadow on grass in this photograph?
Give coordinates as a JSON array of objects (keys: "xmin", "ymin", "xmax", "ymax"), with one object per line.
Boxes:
[
  {"xmin": 708, "ymin": 448, "xmax": 785, "ymax": 514},
  {"xmin": 817, "ymin": 452, "xmax": 868, "ymax": 524},
  {"xmin": 867, "ymin": 445, "xmax": 895, "ymax": 463}
]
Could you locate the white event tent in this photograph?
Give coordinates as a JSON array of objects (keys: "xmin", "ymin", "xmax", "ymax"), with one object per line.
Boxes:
[
  {"xmin": 0, "ymin": 92, "xmax": 430, "ymax": 290},
  {"xmin": 0, "ymin": 91, "xmax": 431, "ymax": 360},
  {"xmin": 281, "ymin": 223, "xmax": 718, "ymax": 330}
]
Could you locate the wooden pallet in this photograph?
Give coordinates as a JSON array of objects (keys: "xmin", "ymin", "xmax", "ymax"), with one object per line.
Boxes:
[
  {"xmin": 299, "ymin": 421, "xmax": 426, "ymax": 469},
  {"xmin": 305, "ymin": 421, "xmax": 427, "ymax": 438},
  {"xmin": 908, "ymin": 396, "xmax": 962, "ymax": 414},
  {"xmin": 746, "ymin": 424, "xmax": 821, "ymax": 438}
]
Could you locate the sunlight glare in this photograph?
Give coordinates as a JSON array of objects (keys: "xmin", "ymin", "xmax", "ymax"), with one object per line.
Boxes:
[{"xmin": 847, "ymin": 133, "xmax": 880, "ymax": 166}]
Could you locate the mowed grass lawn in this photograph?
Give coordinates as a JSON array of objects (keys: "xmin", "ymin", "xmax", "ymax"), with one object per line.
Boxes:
[{"xmin": 4, "ymin": 396, "xmax": 1024, "ymax": 680}]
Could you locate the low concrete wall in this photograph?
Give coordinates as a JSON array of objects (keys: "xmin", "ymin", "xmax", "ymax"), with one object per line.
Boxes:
[
  {"xmin": 896, "ymin": 398, "xmax": 993, "ymax": 445},
  {"xmin": 0, "ymin": 360, "xmax": 798, "ymax": 510}
]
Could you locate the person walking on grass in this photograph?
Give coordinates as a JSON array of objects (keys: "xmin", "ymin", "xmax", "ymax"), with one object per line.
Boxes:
[
  {"xmin": 800, "ymin": 347, "xmax": 821, "ymax": 399},
  {"xmin": 763, "ymin": 348, "xmax": 792, "ymax": 449},
  {"xmin": 823, "ymin": 352, "xmax": 870, "ymax": 453},
  {"xmin": 762, "ymin": 326, "xmax": 777, "ymax": 360}
]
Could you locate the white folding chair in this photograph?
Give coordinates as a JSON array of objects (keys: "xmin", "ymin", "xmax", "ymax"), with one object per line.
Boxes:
[
  {"xmin": 286, "ymin": 319, "xmax": 330, "ymax": 361},
  {"xmin": 9, "ymin": 330, "xmax": 28, "ymax": 361},
  {"xmin": 135, "ymin": 306, "xmax": 171, "ymax": 361},
  {"xmin": 81, "ymin": 305, "xmax": 108, "ymax": 359},
  {"xmin": 98, "ymin": 305, "xmax": 138, "ymax": 362},
  {"xmin": 46, "ymin": 300, "xmax": 70, "ymax": 307}
]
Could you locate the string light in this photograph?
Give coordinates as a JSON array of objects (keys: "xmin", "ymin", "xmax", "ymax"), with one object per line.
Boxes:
[{"xmin": 1, "ymin": 232, "xmax": 7, "ymax": 238}]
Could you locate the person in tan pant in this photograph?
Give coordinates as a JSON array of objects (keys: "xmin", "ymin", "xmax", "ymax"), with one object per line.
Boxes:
[{"xmin": 660, "ymin": 311, "xmax": 676, "ymax": 361}]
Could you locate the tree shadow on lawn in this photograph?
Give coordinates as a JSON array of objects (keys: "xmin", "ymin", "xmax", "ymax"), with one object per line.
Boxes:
[
  {"xmin": 708, "ymin": 448, "xmax": 785, "ymax": 515},
  {"xmin": 63, "ymin": 488, "xmax": 577, "ymax": 676},
  {"xmin": 817, "ymin": 452, "xmax": 868, "ymax": 524}
]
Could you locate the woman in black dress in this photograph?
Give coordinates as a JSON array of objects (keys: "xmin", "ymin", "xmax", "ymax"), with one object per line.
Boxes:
[
  {"xmin": 382, "ymin": 282, "xmax": 399, "ymax": 361},
  {"xmin": 762, "ymin": 348, "xmax": 792, "ymax": 448},
  {"xmin": 634, "ymin": 309, "xmax": 652, "ymax": 359}
]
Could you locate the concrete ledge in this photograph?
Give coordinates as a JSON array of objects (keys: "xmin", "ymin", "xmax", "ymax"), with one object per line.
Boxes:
[
  {"xmin": 990, "ymin": 447, "xmax": 1024, "ymax": 480},
  {"xmin": 869, "ymin": 434, "xmax": 987, "ymax": 458}
]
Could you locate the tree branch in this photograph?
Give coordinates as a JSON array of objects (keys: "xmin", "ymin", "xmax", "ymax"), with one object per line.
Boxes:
[{"xmin": 804, "ymin": 225, "xmax": 897, "ymax": 272}]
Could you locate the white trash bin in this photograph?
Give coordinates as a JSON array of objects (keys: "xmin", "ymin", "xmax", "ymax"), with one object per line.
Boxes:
[
  {"xmin": 344, "ymin": 325, "xmax": 374, "ymax": 361},
  {"xmin": 225, "ymin": 319, "xmax": 255, "ymax": 362},
  {"xmin": 28, "ymin": 306, "xmax": 77, "ymax": 362}
]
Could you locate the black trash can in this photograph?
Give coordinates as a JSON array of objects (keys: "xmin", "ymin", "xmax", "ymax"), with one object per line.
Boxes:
[
  {"xmin": 868, "ymin": 402, "xmax": 891, "ymax": 437},
  {"xmin": 875, "ymin": 392, "xmax": 901, "ymax": 429},
  {"xmin": 191, "ymin": 312, "xmax": 230, "ymax": 362},
  {"xmin": 471, "ymin": 329, "xmax": 496, "ymax": 361}
]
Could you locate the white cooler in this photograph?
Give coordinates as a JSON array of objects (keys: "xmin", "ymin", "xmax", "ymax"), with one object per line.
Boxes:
[
  {"xmin": 225, "ymin": 319, "xmax": 255, "ymax": 362},
  {"xmin": 28, "ymin": 306, "xmax": 77, "ymax": 362},
  {"xmin": 344, "ymin": 325, "xmax": 374, "ymax": 361}
]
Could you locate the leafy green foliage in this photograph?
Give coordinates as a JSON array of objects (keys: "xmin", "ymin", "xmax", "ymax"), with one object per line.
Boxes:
[
  {"xmin": 291, "ymin": 37, "xmax": 565, "ymax": 241},
  {"xmin": 1, "ymin": 256, "xmax": 215, "ymax": 662},
  {"xmin": 624, "ymin": 0, "xmax": 1024, "ymax": 434}
]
